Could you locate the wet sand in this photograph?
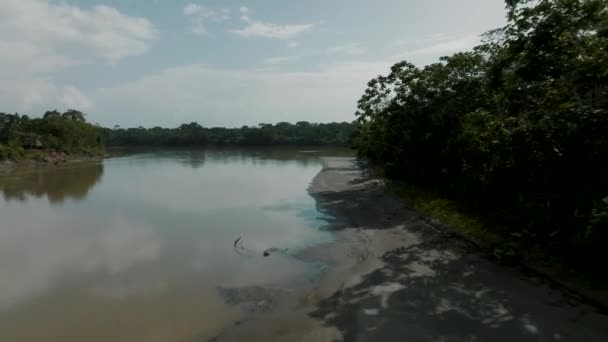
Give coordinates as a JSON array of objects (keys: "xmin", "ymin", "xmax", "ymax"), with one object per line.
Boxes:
[{"xmin": 212, "ymin": 157, "xmax": 608, "ymax": 341}]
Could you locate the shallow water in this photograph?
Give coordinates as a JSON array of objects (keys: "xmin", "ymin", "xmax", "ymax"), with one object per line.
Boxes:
[{"xmin": 0, "ymin": 148, "xmax": 344, "ymax": 341}]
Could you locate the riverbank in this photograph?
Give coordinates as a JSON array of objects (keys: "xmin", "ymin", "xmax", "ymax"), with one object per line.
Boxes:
[
  {"xmin": 212, "ymin": 157, "xmax": 608, "ymax": 341},
  {"xmin": 0, "ymin": 151, "xmax": 103, "ymax": 175},
  {"xmin": 386, "ymin": 179, "xmax": 608, "ymax": 311}
]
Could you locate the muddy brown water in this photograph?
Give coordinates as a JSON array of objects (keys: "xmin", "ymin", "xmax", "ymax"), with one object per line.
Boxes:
[{"xmin": 0, "ymin": 148, "xmax": 350, "ymax": 341}]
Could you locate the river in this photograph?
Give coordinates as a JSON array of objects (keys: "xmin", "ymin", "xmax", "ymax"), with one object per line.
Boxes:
[{"xmin": 0, "ymin": 148, "xmax": 348, "ymax": 341}]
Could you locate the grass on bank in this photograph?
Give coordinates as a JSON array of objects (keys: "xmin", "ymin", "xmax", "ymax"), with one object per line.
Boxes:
[
  {"xmin": 368, "ymin": 166, "xmax": 502, "ymax": 251},
  {"xmin": 388, "ymin": 181, "xmax": 500, "ymax": 247},
  {"xmin": 0, "ymin": 144, "xmax": 25, "ymax": 161},
  {"xmin": 0, "ymin": 144, "xmax": 103, "ymax": 163},
  {"xmin": 378, "ymin": 171, "xmax": 608, "ymax": 308},
  {"xmin": 386, "ymin": 177, "xmax": 567, "ymax": 263},
  {"xmin": 0, "ymin": 145, "xmax": 57, "ymax": 162}
]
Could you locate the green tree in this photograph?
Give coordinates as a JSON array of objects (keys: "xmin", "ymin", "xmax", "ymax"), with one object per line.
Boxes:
[
  {"xmin": 353, "ymin": 0, "xmax": 608, "ymax": 259},
  {"xmin": 62, "ymin": 109, "xmax": 86, "ymax": 122}
]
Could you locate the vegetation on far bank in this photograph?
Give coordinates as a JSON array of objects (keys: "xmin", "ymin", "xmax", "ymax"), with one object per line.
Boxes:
[
  {"xmin": 352, "ymin": 0, "xmax": 608, "ymax": 269},
  {"xmin": 0, "ymin": 110, "xmax": 103, "ymax": 161},
  {"xmin": 101, "ymin": 121, "xmax": 354, "ymax": 147},
  {"xmin": 1, "ymin": 109, "xmax": 354, "ymax": 162}
]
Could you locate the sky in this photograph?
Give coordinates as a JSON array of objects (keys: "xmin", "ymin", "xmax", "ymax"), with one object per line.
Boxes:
[{"xmin": 0, "ymin": 0, "xmax": 507, "ymax": 128}]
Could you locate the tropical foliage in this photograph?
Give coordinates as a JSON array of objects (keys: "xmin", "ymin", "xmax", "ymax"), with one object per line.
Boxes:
[
  {"xmin": 0, "ymin": 110, "xmax": 103, "ymax": 159},
  {"xmin": 1, "ymin": 109, "xmax": 354, "ymax": 161},
  {"xmin": 352, "ymin": 0, "xmax": 608, "ymax": 259},
  {"xmin": 102, "ymin": 121, "xmax": 354, "ymax": 147}
]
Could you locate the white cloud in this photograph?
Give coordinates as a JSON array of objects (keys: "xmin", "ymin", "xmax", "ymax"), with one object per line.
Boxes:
[
  {"xmin": 190, "ymin": 22, "xmax": 208, "ymax": 36},
  {"xmin": 59, "ymin": 86, "xmax": 93, "ymax": 110},
  {"xmin": 231, "ymin": 6, "xmax": 314, "ymax": 41},
  {"xmin": 93, "ymin": 61, "xmax": 390, "ymax": 127},
  {"xmin": 183, "ymin": 3, "xmax": 203, "ymax": 16},
  {"xmin": 414, "ymin": 33, "xmax": 454, "ymax": 45},
  {"xmin": 327, "ymin": 43, "xmax": 366, "ymax": 55},
  {"xmin": 0, "ymin": 79, "xmax": 93, "ymax": 113},
  {"xmin": 0, "ymin": 208, "xmax": 162, "ymax": 308},
  {"xmin": 183, "ymin": 3, "xmax": 230, "ymax": 36},
  {"xmin": 392, "ymin": 33, "xmax": 481, "ymax": 60},
  {"xmin": 407, "ymin": 34, "xmax": 480, "ymax": 56},
  {"xmin": 0, "ymin": 0, "xmax": 157, "ymax": 115},
  {"xmin": 263, "ymin": 56, "xmax": 297, "ymax": 65},
  {"xmin": 232, "ymin": 22, "xmax": 314, "ymax": 40},
  {"xmin": 393, "ymin": 33, "xmax": 454, "ymax": 47},
  {"xmin": 0, "ymin": 0, "xmax": 157, "ymax": 66}
]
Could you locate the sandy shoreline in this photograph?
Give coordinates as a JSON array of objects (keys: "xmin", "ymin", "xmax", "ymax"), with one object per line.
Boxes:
[
  {"xmin": 209, "ymin": 156, "xmax": 608, "ymax": 342},
  {"xmin": 209, "ymin": 157, "xmax": 416, "ymax": 341}
]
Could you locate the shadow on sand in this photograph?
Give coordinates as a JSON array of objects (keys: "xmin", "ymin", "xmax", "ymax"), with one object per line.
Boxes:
[{"xmin": 309, "ymin": 167, "xmax": 608, "ymax": 342}]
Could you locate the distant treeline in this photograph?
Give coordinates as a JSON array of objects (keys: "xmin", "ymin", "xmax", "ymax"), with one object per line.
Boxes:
[
  {"xmin": 1, "ymin": 110, "xmax": 354, "ymax": 160},
  {"xmin": 0, "ymin": 110, "xmax": 103, "ymax": 160},
  {"xmin": 352, "ymin": 0, "xmax": 608, "ymax": 260},
  {"xmin": 101, "ymin": 121, "xmax": 354, "ymax": 147}
]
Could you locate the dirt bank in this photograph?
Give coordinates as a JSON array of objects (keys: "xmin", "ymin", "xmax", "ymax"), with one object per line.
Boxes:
[
  {"xmin": 0, "ymin": 152, "xmax": 101, "ymax": 175},
  {"xmin": 212, "ymin": 157, "xmax": 608, "ymax": 342}
]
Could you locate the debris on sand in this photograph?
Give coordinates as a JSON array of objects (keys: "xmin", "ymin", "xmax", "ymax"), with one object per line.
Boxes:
[
  {"xmin": 262, "ymin": 247, "xmax": 288, "ymax": 257},
  {"xmin": 232, "ymin": 237, "xmax": 289, "ymax": 258},
  {"xmin": 233, "ymin": 236, "xmax": 248, "ymax": 256}
]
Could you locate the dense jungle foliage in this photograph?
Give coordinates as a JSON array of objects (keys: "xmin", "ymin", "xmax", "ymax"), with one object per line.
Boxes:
[
  {"xmin": 1, "ymin": 111, "xmax": 353, "ymax": 161},
  {"xmin": 101, "ymin": 121, "xmax": 354, "ymax": 147},
  {"xmin": 352, "ymin": 0, "xmax": 608, "ymax": 260},
  {"xmin": 0, "ymin": 110, "xmax": 103, "ymax": 160}
]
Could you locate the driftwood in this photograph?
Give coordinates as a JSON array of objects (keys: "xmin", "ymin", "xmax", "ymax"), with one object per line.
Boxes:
[
  {"xmin": 233, "ymin": 236, "xmax": 245, "ymax": 256},
  {"xmin": 263, "ymin": 247, "xmax": 289, "ymax": 257},
  {"xmin": 233, "ymin": 236, "xmax": 288, "ymax": 257}
]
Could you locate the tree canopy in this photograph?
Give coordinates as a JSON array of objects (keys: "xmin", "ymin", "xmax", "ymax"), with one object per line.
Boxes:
[
  {"xmin": 0, "ymin": 110, "xmax": 103, "ymax": 159},
  {"xmin": 352, "ymin": 0, "xmax": 608, "ymax": 260},
  {"xmin": 101, "ymin": 121, "xmax": 354, "ymax": 147},
  {"xmin": 1, "ymin": 109, "xmax": 354, "ymax": 161}
]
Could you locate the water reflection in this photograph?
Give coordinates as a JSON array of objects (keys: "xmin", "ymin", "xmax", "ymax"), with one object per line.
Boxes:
[
  {"xmin": 0, "ymin": 162, "xmax": 104, "ymax": 204},
  {"xmin": 0, "ymin": 148, "xmax": 343, "ymax": 341},
  {"xmin": 110, "ymin": 146, "xmax": 353, "ymax": 169},
  {"xmin": 178, "ymin": 150, "xmax": 206, "ymax": 169},
  {"xmin": 0, "ymin": 213, "xmax": 162, "ymax": 308}
]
